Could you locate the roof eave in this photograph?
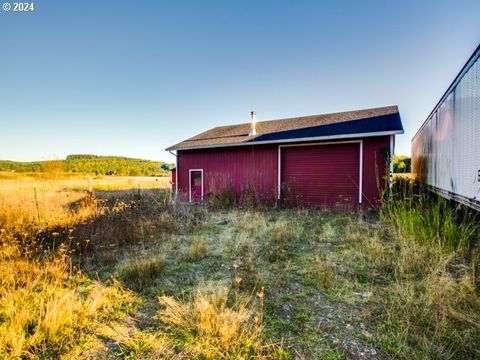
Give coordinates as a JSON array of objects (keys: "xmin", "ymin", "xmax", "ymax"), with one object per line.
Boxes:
[{"xmin": 165, "ymin": 129, "xmax": 404, "ymax": 152}]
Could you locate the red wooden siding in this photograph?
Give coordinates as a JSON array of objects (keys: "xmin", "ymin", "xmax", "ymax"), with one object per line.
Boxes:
[
  {"xmin": 176, "ymin": 136, "xmax": 391, "ymax": 209},
  {"xmin": 177, "ymin": 145, "xmax": 278, "ymax": 204},
  {"xmin": 281, "ymin": 142, "xmax": 360, "ymax": 208},
  {"xmin": 361, "ymin": 136, "xmax": 390, "ymax": 207},
  {"xmin": 171, "ymin": 168, "xmax": 176, "ymax": 192}
]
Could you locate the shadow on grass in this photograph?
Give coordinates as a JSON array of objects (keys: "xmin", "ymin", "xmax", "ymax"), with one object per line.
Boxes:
[{"xmin": 32, "ymin": 188, "xmax": 208, "ymax": 278}]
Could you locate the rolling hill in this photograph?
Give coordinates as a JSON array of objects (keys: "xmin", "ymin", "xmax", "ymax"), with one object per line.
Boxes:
[{"xmin": 0, "ymin": 155, "xmax": 174, "ymax": 177}]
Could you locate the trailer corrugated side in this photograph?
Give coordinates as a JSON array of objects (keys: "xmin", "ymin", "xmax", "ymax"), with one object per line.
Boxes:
[{"xmin": 412, "ymin": 45, "xmax": 480, "ymax": 211}]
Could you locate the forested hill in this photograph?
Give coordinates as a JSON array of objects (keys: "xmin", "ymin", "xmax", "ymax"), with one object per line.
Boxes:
[{"xmin": 0, "ymin": 155, "xmax": 174, "ymax": 176}]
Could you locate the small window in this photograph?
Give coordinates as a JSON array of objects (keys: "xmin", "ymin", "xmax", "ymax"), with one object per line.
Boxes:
[{"xmin": 194, "ymin": 173, "xmax": 202, "ymax": 186}]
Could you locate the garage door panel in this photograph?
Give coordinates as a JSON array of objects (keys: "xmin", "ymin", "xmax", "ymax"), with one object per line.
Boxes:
[{"xmin": 281, "ymin": 143, "xmax": 360, "ymax": 208}]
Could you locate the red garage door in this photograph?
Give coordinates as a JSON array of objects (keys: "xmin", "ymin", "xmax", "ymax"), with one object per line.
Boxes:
[{"xmin": 281, "ymin": 142, "xmax": 361, "ymax": 208}]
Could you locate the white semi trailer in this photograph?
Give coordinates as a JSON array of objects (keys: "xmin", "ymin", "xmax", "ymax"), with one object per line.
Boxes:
[{"xmin": 412, "ymin": 44, "xmax": 480, "ymax": 211}]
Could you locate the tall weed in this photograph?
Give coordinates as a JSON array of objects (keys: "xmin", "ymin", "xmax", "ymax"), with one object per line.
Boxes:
[
  {"xmin": 156, "ymin": 284, "xmax": 275, "ymax": 359},
  {"xmin": 0, "ymin": 243, "xmax": 137, "ymax": 358},
  {"xmin": 382, "ymin": 186, "xmax": 478, "ymax": 253}
]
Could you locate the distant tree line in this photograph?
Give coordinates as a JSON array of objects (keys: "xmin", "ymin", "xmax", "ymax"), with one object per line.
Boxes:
[
  {"xmin": 0, "ymin": 155, "xmax": 174, "ymax": 176},
  {"xmin": 393, "ymin": 155, "xmax": 411, "ymax": 173}
]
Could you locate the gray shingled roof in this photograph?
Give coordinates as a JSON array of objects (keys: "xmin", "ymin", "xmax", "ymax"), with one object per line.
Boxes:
[{"xmin": 166, "ymin": 105, "xmax": 401, "ymax": 151}]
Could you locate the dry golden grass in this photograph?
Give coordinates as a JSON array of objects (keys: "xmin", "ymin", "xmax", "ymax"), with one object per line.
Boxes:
[
  {"xmin": 1, "ymin": 174, "xmax": 478, "ymax": 359},
  {"xmin": 183, "ymin": 235, "xmax": 208, "ymax": 261},
  {"xmin": 340, "ymin": 211, "xmax": 480, "ymax": 358},
  {"xmin": 393, "ymin": 172, "xmax": 414, "ymax": 180},
  {"xmin": 156, "ymin": 284, "xmax": 270, "ymax": 359},
  {"xmin": 0, "ymin": 174, "xmax": 170, "ymax": 231},
  {"xmin": 95, "ymin": 283, "xmax": 277, "ymax": 359},
  {"xmin": 117, "ymin": 254, "xmax": 167, "ymax": 290},
  {"xmin": 0, "ymin": 174, "xmax": 169, "ymax": 359},
  {"xmin": 0, "ymin": 243, "xmax": 138, "ymax": 358},
  {"xmin": 306, "ymin": 256, "xmax": 336, "ymax": 290},
  {"xmin": 0, "ymin": 174, "xmax": 278, "ymax": 359}
]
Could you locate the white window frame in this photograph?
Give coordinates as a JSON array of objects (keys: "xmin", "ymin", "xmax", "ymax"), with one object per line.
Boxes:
[
  {"xmin": 277, "ymin": 140, "xmax": 363, "ymax": 204},
  {"xmin": 188, "ymin": 169, "xmax": 204, "ymax": 203}
]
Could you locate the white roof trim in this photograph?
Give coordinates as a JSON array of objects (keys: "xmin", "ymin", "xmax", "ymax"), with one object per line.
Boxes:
[{"xmin": 166, "ymin": 130, "xmax": 404, "ymax": 152}]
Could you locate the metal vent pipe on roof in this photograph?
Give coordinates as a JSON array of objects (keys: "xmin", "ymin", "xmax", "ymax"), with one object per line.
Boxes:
[{"xmin": 249, "ymin": 111, "xmax": 257, "ymax": 136}]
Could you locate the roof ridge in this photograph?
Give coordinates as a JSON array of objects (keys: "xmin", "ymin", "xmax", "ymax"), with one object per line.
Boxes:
[
  {"xmin": 211, "ymin": 105, "xmax": 399, "ymax": 129},
  {"xmin": 255, "ymin": 105, "xmax": 398, "ymax": 125},
  {"xmin": 167, "ymin": 105, "xmax": 402, "ymax": 151}
]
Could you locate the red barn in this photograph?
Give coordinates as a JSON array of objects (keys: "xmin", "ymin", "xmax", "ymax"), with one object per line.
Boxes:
[{"xmin": 166, "ymin": 106, "xmax": 403, "ymax": 209}]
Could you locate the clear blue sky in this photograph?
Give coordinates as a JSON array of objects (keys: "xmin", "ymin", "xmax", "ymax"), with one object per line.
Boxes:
[{"xmin": 1, "ymin": 0, "xmax": 479, "ymax": 163}]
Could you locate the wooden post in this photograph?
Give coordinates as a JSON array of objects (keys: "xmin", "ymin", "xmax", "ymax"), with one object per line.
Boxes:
[{"xmin": 34, "ymin": 187, "xmax": 40, "ymax": 222}]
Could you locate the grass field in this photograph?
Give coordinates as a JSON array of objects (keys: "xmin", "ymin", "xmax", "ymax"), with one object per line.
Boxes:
[
  {"xmin": 0, "ymin": 173, "xmax": 169, "ymax": 229},
  {"xmin": 0, "ymin": 175, "xmax": 479, "ymax": 359}
]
